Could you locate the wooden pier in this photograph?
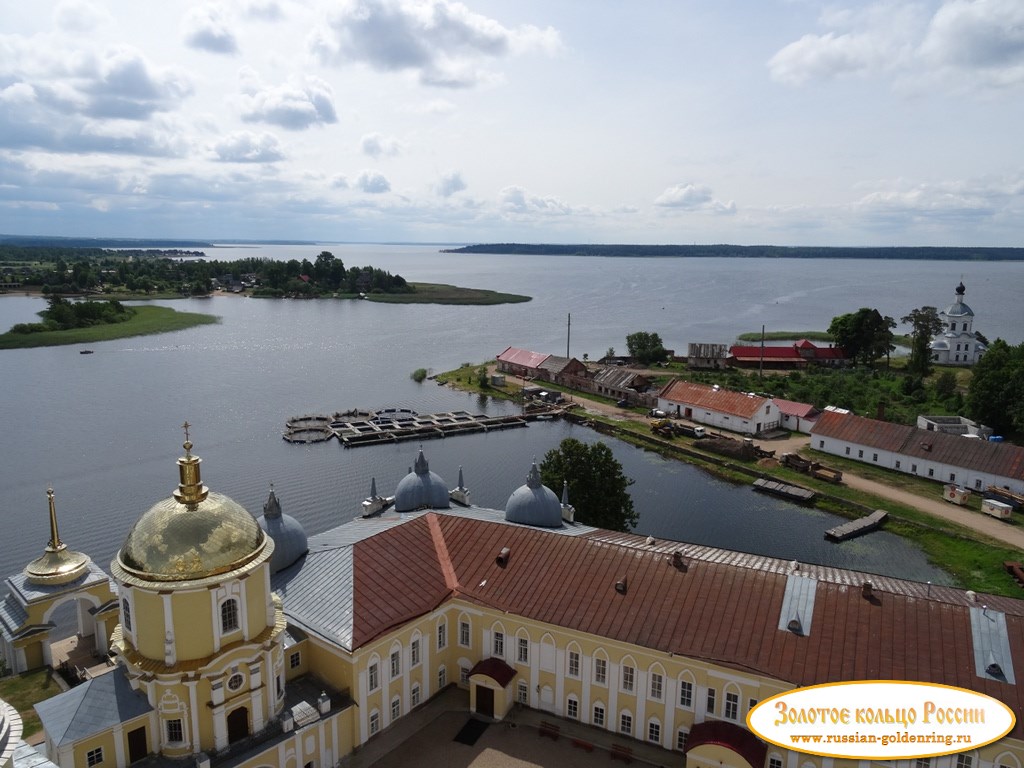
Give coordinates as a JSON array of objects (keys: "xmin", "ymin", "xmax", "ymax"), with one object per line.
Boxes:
[
  {"xmin": 752, "ymin": 477, "xmax": 816, "ymax": 503},
  {"xmin": 824, "ymin": 509, "xmax": 888, "ymax": 542},
  {"xmin": 284, "ymin": 409, "xmax": 531, "ymax": 447}
]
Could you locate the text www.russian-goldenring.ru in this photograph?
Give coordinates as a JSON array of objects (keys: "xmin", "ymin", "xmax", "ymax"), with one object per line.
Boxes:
[{"xmin": 790, "ymin": 732, "xmax": 973, "ymax": 747}]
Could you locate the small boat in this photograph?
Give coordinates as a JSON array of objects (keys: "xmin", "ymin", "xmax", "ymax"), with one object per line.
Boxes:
[{"xmin": 80, "ymin": 350, "xmax": 94, "ymax": 355}]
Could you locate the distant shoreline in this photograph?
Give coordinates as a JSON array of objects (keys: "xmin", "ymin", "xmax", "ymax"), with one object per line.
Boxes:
[{"xmin": 442, "ymin": 243, "xmax": 1024, "ymax": 260}]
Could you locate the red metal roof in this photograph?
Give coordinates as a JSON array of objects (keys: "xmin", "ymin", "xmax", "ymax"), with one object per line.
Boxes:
[
  {"xmin": 812, "ymin": 410, "xmax": 1024, "ymax": 479},
  {"xmin": 688, "ymin": 720, "xmax": 767, "ymax": 767},
  {"xmin": 468, "ymin": 657, "xmax": 517, "ymax": 687},
  {"xmin": 772, "ymin": 398, "xmax": 819, "ymax": 420},
  {"xmin": 349, "ymin": 513, "xmax": 1024, "ymax": 738},
  {"xmin": 496, "ymin": 347, "xmax": 550, "ymax": 370},
  {"xmin": 660, "ymin": 380, "xmax": 769, "ymax": 419},
  {"xmin": 729, "ymin": 343, "xmax": 846, "ymax": 362}
]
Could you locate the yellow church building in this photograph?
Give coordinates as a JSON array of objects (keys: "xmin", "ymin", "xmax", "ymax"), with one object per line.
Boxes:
[{"xmin": 2, "ymin": 432, "xmax": 1023, "ymax": 768}]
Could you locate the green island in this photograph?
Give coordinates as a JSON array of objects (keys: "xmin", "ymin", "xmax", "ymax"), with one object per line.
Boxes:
[
  {"xmin": 0, "ymin": 245, "xmax": 529, "ymax": 304},
  {"xmin": 433, "ymin": 358, "xmax": 1023, "ymax": 596},
  {"xmin": 0, "ymin": 298, "xmax": 218, "ymax": 349}
]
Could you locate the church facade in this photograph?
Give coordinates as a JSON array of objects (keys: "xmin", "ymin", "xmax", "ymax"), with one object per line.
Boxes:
[
  {"xmin": 3, "ymin": 434, "xmax": 1022, "ymax": 768},
  {"xmin": 930, "ymin": 281, "xmax": 986, "ymax": 366}
]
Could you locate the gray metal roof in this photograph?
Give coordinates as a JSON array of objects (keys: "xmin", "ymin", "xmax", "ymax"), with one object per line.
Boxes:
[
  {"xmin": 4, "ymin": 562, "xmax": 110, "ymax": 605},
  {"xmin": 34, "ymin": 668, "xmax": 152, "ymax": 747},
  {"xmin": 12, "ymin": 742, "xmax": 59, "ymax": 768},
  {"xmin": 0, "ymin": 593, "xmax": 29, "ymax": 638}
]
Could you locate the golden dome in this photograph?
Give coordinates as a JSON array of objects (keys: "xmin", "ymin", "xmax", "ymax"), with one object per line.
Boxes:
[
  {"xmin": 24, "ymin": 488, "xmax": 91, "ymax": 586},
  {"xmin": 115, "ymin": 427, "xmax": 266, "ymax": 582}
]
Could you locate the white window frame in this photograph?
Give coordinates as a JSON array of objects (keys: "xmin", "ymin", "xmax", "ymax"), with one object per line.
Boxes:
[
  {"xmin": 594, "ymin": 656, "xmax": 608, "ymax": 685},
  {"xmin": 390, "ymin": 650, "xmax": 401, "ymax": 679},
  {"xmin": 567, "ymin": 696, "xmax": 579, "ymax": 719},
  {"xmin": 369, "ymin": 710, "xmax": 380, "ymax": 736},
  {"xmin": 621, "ymin": 664, "xmax": 635, "ymax": 693},
  {"xmin": 459, "ymin": 620, "xmax": 470, "ymax": 647},
  {"xmin": 593, "ymin": 703, "xmax": 605, "ymax": 728},
  {"xmin": 650, "ymin": 672, "xmax": 663, "ymax": 701},
  {"xmin": 493, "ymin": 630, "xmax": 504, "ymax": 657},
  {"xmin": 678, "ymin": 678, "xmax": 693, "ymax": 709},
  {"xmin": 619, "ymin": 711, "xmax": 633, "ymax": 736},
  {"xmin": 517, "ymin": 636, "xmax": 529, "ymax": 663},
  {"xmin": 86, "ymin": 747, "xmax": 104, "ymax": 767},
  {"xmin": 568, "ymin": 650, "xmax": 580, "ymax": 678},
  {"xmin": 368, "ymin": 661, "xmax": 379, "ymax": 691}
]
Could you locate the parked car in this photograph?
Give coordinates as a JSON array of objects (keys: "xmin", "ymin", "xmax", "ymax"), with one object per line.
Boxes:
[
  {"xmin": 649, "ymin": 408, "xmax": 667, "ymax": 418},
  {"xmin": 616, "ymin": 399, "xmax": 629, "ymax": 408}
]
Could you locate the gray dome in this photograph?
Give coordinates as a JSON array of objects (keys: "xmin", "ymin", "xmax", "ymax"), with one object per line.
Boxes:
[
  {"xmin": 394, "ymin": 450, "xmax": 450, "ymax": 512},
  {"xmin": 505, "ymin": 462, "xmax": 563, "ymax": 528},
  {"xmin": 256, "ymin": 487, "xmax": 307, "ymax": 574},
  {"xmin": 944, "ymin": 300, "xmax": 973, "ymax": 317}
]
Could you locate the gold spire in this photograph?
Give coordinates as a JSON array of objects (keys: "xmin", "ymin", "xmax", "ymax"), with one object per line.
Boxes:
[
  {"xmin": 24, "ymin": 487, "xmax": 90, "ymax": 585},
  {"xmin": 173, "ymin": 421, "xmax": 209, "ymax": 509}
]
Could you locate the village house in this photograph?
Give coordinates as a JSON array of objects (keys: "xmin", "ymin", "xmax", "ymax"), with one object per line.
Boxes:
[
  {"xmin": 772, "ymin": 398, "xmax": 820, "ymax": 434},
  {"xmin": 727, "ymin": 340, "xmax": 847, "ymax": 369},
  {"xmin": 589, "ymin": 368, "xmax": 654, "ymax": 403},
  {"xmin": 495, "ymin": 347, "xmax": 586, "ymax": 387},
  {"xmin": 810, "ymin": 408, "xmax": 1024, "ymax": 494},
  {"xmin": 657, "ymin": 381, "xmax": 779, "ymax": 435}
]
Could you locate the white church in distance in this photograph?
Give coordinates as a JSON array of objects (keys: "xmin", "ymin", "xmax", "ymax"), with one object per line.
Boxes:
[{"xmin": 930, "ymin": 280, "xmax": 986, "ymax": 366}]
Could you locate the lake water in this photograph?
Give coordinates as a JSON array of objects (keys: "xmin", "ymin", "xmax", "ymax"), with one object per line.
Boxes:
[{"xmin": 3, "ymin": 245, "xmax": 1022, "ymax": 585}]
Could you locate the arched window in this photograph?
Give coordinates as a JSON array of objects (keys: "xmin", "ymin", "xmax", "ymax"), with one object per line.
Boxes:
[
  {"xmin": 677, "ymin": 670, "xmax": 696, "ymax": 709},
  {"xmin": 723, "ymin": 682, "xmax": 741, "ymax": 720},
  {"xmin": 566, "ymin": 642, "xmax": 582, "ymax": 678},
  {"xmin": 122, "ymin": 598, "xmax": 132, "ymax": 632},
  {"xmin": 593, "ymin": 648, "xmax": 609, "ymax": 686},
  {"xmin": 221, "ymin": 598, "xmax": 239, "ymax": 633}
]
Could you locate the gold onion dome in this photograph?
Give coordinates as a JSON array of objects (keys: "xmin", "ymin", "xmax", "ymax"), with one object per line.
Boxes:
[
  {"xmin": 24, "ymin": 488, "xmax": 91, "ymax": 585},
  {"xmin": 116, "ymin": 425, "xmax": 266, "ymax": 582}
]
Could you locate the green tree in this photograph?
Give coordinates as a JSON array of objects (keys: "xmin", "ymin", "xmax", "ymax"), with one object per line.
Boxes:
[
  {"xmin": 539, "ymin": 438, "xmax": 637, "ymax": 531},
  {"xmin": 625, "ymin": 331, "xmax": 668, "ymax": 365},
  {"xmin": 966, "ymin": 339, "xmax": 1024, "ymax": 435},
  {"xmin": 827, "ymin": 308, "xmax": 895, "ymax": 367},
  {"xmin": 901, "ymin": 306, "xmax": 944, "ymax": 377}
]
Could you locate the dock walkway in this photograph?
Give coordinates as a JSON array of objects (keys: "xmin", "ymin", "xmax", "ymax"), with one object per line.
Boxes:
[
  {"xmin": 825, "ymin": 509, "xmax": 888, "ymax": 541},
  {"xmin": 752, "ymin": 477, "xmax": 816, "ymax": 502},
  {"xmin": 284, "ymin": 409, "xmax": 532, "ymax": 447}
]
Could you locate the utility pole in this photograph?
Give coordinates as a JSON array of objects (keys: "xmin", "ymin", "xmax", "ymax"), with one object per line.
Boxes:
[
  {"xmin": 759, "ymin": 325, "xmax": 765, "ymax": 381},
  {"xmin": 566, "ymin": 313, "xmax": 571, "ymax": 359}
]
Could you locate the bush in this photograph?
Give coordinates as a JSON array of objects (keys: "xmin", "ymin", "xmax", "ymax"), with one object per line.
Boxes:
[{"xmin": 411, "ymin": 368, "xmax": 428, "ymax": 383}]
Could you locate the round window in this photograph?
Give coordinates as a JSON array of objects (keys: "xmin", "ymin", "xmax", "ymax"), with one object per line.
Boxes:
[{"xmin": 227, "ymin": 673, "xmax": 244, "ymax": 691}]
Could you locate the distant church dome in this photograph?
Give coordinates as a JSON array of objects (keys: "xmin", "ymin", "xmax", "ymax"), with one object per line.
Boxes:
[
  {"xmin": 944, "ymin": 280, "xmax": 974, "ymax": 317},
  {"xmin": 257, "ymin": 485, "xmax": 308, "ymax": 574},
  {"xmin": 116, "ymin": 432, "xmax": 267, "ymax": 582},
  {"xmin": 505, "ymin": 461, "xmax": 563, "ymax": 528},
  {"xmin": 394, "ymin": 450, "xmax": 450, "ymax": 512}
]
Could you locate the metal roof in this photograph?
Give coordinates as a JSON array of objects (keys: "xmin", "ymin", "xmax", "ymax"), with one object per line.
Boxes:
[
  {"xmin": 772, "ymin": 398, "xmax": 819, "ymax": 419},
  {"xmin": 593, "ymin": 368, "xmax": 651, "ymax": 390},
  {"xmin": 34, "ymin": 668, "xmax": 152, "ymax": 747},
  {"xmin": 812, "ymin": 410, "xmax": 1024, "ymax": 479},
  {"xmin": 496, "ymin": 347, "xmax": 550, "ymax": 369},
  {"xmin": 659, "ymin": 381, "xmax": 769, "ymax": 419}
]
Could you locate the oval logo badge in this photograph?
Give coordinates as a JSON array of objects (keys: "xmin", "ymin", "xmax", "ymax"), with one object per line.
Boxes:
[{"xmin": 747, "ymin": 681, "xmax": 1016, "ymax": 759}]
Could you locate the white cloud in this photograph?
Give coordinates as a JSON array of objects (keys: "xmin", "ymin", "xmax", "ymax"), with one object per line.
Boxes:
[
  {"xmin": 240, "ymin": 0, "xmax": 284, "ymax": 21},
  {"xmin": 435, "ymin": 170, "xmax": 465, "ymax": 197},
  {"xmin": 654, "ymin": 183, "xmax": 735, "ymax": 214},
  {"xmin": 82, "ymin": 46, "xmax": 193, "ymax": 119},
  {"xmin": 53, "ymin": 0, "xmax": 112, "ymax": 33},
  {"xmin": 355, "ymin": 170, "xmax": 391, "ymax": 193},
  {"xmin": 920, "ymin": 0, "xmax": 1024, "ymax": 85},
  {"xmin": 183, "ymin": 5, "xmax": 240, "ymax": 55},
  {"xmin": 499, "ymin": 185, "xmax": 571, "ymax": 215},
  {"xmin": 308, "ymin": 0, "xmax": 561, "ymax": 88},
  {"xmin": 213, "ymin": 131, "xmax": 284, "ymax": 162},
  {"xmin": 360, "ymin": 132, "xmax": 402, "ymax": 158},
  {"xmin": 239, "ymin": 70, "xmax": 337, "ymax": 129}
]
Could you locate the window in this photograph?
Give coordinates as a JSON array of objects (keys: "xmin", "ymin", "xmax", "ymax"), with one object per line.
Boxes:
[
  {"xmin": 86, "ymin": 748, "xmax": 103, "ymax": 766},
  {"xmin": 368, "ymin": 662, "xmax": 379, "ymax": 691},
  {"xmin": 221, "ymin": 599, "xmax": 239, "ymax": 633},
  {"xmin": 676, "ymin": 729, "xmax": 689, "ymax": 751},
  {"xmin": 912, "ymin": 464, "xmax": 917, "ymax": 473},
  {"xmin": 818, "ymin": 440, "xmax": 824, "ymax": 448},
  {"xmin": 369, "ymin": 711, "xmax": 380, "ymax": 735},
  {"xmin": 749, "ymin": 698, "xmax": 758, "ymax": 711},
  {"xmin": 411, "ymin": 638, "xmax": 421, "ymax": 667},
  {"xmin": 493, "ymin": 631, "xmax": 504, "ymax": 657},
  {"xmin": 770, "ymin": 757, "xmax": 784, "ymax": 768},
  {"xmin": 928, "ymin": 468, "xmax": 935, "ymax": 478},
  {"xmin": 412, "ymin": 683, "xmax": 421, "ymax": 707},
  {"xmin": 895, "ymin": 460, "xmax": 901, "ymax": 469},
  {"xmin": 845, "ymin": 447, "xmax": 850, "ymax": 455},
  {"xmin": 857, "ymin": 449, "xmax": 864, "ymax": 459},
  {"xmin": 650, "ymin": 672, "xmax": 663, "ymax": 701},
  {"xmin": 950, "ymin": 473, "xmax": 956, "ymax": 482},
  {"xmin": 517, "ymin": 680, "xmax": 528, "ymax": 704},
  {"xmin": 459, "ymin": 620, "xmax": 470, "ymax": 647},
  {"xmin": 227, "ymin": 673, "xmax": 244, "ymax": 692},
  {"xmin": 460, "ymin": 666, "xmax": 469, "ymax": 685},
  {"xmin": 956, "ymin": 756, "xmax": 973, "ymax": 768},
  {"xmin": 620, "ymin": 712, "xmax": 633, "ymax": 735},
  {"xmin": 438, "ymin": 666, "xmax": 447, "ymax": 688},
  {"xmin": 679, "ymin": 680, "xmax": 693, "ymax": 708},
  {"xmin": 122, "ymin": 599, "xmax": 132, "ymax": 632},
  {"xmin": 567, "ymin": 697, "xmax": 579, "ymax": 719},
  {"xmin": 289, "ymin": 651, "xmax": 301, "ymax": 669},
  {"xmin": 568, "ymin": 650, "xmax": 580, "ymax": 677},
  {"xmin": 706, "ymin": 687, "xmax": 716, "ymax": 715},
  {"xmin": 593, "ymin": 704, "xmax": 605, "ymax": 727},
  {"xmin": 517, "ymin": 636, "xmax": 529, "ymax": 663},
  {"xmin": 872, "ymin": 453, "xmax": 878, "ymax": 462},
  {"xmin": 648, "ymin": 720, "xmax": 661, "ymax": 743},
  {"xmin": 621, "ymin": 665, "xmax": 635, "ymax": 692},
  {"xmin": 437, "ymin": 622, "xmax": 447, "ymax": 650},
  {"xmin": 166, "ymin": 719, "xmax": 184, "ymax": 743},
  {"xmin": 975, "ymin": 479, "xmax": 983, "ymax": 490},
  {"xmin": 916, "ymin": 759, "xmax": 931, "ymax": 768},
  {"xmin": 594, "ymin": 658, "xmax": 607, "ymax": 685},
  {"xmin": 391, "ymin": 698, "xmax": 400, "ymax": 721},
  {"xmin": 725, "ymin": 691, "xmax": 739, "ymax": 720},
  {"xmin": 390, "ymin": 650, "xmax": 401, "ymax": 679}
]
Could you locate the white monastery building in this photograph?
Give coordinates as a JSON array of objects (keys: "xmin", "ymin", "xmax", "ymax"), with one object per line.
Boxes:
[{"xmin": 930, "ymin": 281, "xmax": 986, "ymax": 366}]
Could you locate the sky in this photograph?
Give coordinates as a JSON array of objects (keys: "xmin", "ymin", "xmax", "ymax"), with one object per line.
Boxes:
[{"xmin": 1, "ymin": 0, "xmax": 1023, "ymax": 246}]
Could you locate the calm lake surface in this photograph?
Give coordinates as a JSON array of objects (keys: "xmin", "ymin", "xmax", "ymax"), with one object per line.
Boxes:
[{"xmin": 3, "ymin": 245, "xmax": 1022, "ymax": 585}]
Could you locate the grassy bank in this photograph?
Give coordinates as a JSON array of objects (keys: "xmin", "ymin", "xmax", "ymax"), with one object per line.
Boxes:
[
  {"xmin": 0, "ymin": 305, "xmax": 219, "ymax": 349},
  {"xmin": 365, "ymin": 283, "xmax": 531, "ymax": 305},
  {"xmin": 0, "ymin": 667, "xmax": 62, "ymax": 737}
]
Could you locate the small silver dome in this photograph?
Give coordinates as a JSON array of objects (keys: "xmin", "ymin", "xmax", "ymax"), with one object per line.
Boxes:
[
  {"xmin": 257, "ymin": 487, "xmax": 308, "ymax": 574},
  {"xmin": 394, "ymin": 450, "xmax": 450, "ymax": 512},
  {"xmin": 944, "ymin": 301, "xmax": 974, "ymax": 317},
  {"xmin": 505, "ymin": 462, "xmax": 563, "ymax": 528}
]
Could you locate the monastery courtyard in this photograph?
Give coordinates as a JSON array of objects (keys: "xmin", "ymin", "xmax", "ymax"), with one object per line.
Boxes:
[{"xmin": 350, "ymin": 688, "xmax": 682, "ymax": 768}]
